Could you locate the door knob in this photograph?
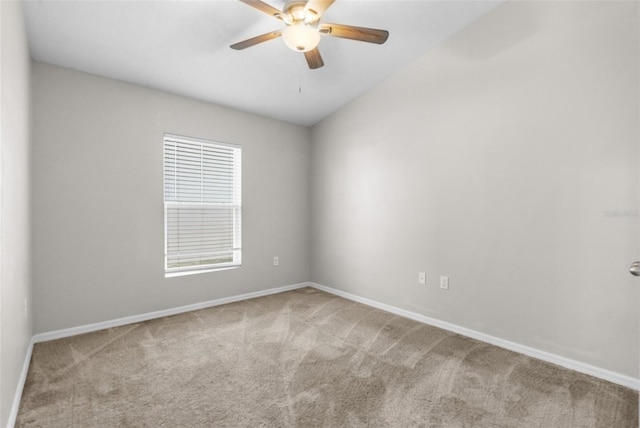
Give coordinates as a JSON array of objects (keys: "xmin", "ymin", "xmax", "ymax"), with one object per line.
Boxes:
[{"xmin": 630, "ymin": 261, "xmax": 640, "ymax": 276}]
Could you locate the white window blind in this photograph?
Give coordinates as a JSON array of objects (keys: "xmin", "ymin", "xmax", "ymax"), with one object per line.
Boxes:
[{"xmin": 164, "ymin": 134, "xmax": 241, "ymax": 274}]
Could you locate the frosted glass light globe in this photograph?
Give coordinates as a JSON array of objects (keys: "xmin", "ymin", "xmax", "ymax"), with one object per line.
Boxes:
[{"xmin": 282, "ymin": 25, "xmax": 321, "ymax": 52}]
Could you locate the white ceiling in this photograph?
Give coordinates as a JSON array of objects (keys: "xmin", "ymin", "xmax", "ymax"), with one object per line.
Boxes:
[{"xmin": 23, "ymin": 0, "xmax": 501, "ymax": 126}]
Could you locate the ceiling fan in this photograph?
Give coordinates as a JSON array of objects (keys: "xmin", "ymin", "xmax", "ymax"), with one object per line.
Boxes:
[{"xmin": 230, "ymin": 0, "xmax": 389, "ymax": 70}]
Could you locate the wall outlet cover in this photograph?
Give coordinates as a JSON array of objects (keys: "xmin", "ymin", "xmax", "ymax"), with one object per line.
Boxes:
[{"xmin": 440, "ymin": 276, "xmax": 449, "ymax": 290}]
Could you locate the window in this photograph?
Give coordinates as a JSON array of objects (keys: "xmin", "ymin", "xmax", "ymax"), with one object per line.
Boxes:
[{"xmin": 164, "ymin": 134, "xmax": 241, "ymax": 276}]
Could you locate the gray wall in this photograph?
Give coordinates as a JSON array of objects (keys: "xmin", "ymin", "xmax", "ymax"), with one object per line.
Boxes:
[
  {"xmin": 310, "ymin": 1, "xmax": 639, "ymax": 378},
  {"xmin": 1, "ymin": 1, "xmax": 33, "ymax": 426},
  {"xmin": 32, "ymin": 62, "xmax": 310, "ymax": 333}
]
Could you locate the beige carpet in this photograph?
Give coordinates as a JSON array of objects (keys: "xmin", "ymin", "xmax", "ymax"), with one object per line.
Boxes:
[{"xmin": 16, "ymin": 287, "xmax": 638, "ymax": 427}]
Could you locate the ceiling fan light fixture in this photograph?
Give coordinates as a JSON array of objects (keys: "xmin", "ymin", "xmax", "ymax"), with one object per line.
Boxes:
[
  {"xmin": 282, "ymin": 24, "xmax": 321, "ymax": 52},
  {"xmin": 231, "ymin": 0, "xmax": 388, "ymax": 69}
]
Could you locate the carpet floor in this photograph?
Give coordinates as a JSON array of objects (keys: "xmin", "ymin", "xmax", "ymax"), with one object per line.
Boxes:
[{"xmin": 16, "ymin": 287, "xmax": 638, "ymax": 427}]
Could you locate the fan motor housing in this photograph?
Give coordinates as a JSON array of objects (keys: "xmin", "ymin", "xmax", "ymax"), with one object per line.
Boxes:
[{"xmin": 283, "ymin": 1, "xmax": 318, "ymax": 24}]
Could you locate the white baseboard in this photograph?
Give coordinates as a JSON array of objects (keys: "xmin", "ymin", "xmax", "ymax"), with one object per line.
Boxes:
[
  {"xmin": 309, "ymin": 282, "xmax": 640, "ymax": 391},
  {"xmin": 7, "ymin": 337, "xmax": 35, "ymax": 428},
  {"xmin": 33, "ymin": 282, "xmax": 310, "ymax": 343}
]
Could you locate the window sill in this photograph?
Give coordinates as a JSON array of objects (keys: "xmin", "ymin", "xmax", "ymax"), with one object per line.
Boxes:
[{"xmin": 165, "ymin": 265, "xmax": 241, "ymax": 278}]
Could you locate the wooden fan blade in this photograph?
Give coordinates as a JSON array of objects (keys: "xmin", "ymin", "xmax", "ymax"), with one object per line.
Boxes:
[
  {"xmin": 320, "ymin": 23, "xmax": 389, "ymax": 44},
  {"xmin": 304, "ymin": 48, "xmax": 324, "ymax": 69},
  {"xmin": 238, "ymin": 0, "xmax": 283, "ymax": 19},
  {"xmin": 304, "ymin": 0, "xmax": 335, "ymax": 18},
  {"xmin": 230, "ymin": 30, "xmax": 282, "ymax": 50}
]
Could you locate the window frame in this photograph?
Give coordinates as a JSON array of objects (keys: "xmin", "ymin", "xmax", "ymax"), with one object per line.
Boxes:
[{"xmin": 163, "ymin": 133, "xmax": 242, "ymax": 277}]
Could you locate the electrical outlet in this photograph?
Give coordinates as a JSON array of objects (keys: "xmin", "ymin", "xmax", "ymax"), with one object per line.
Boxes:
[
  {"xmin": 273, "ymin": 256, "xmax": 279, "ymax": 266},
  {"xmin": 418, "ymin": 272, "xmax": 426, "ymax": 285},
  {"xmin": 440, "ymin": 276, "xmax": 449, "ymax": 290}
]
